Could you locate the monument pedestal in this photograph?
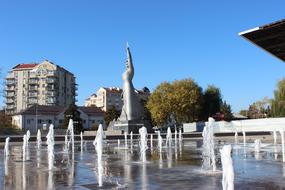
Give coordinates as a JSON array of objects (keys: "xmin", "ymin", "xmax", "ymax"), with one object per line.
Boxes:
[{"xmin": 110, "ymin": 120, "xmax": 152, "ymax": 134}]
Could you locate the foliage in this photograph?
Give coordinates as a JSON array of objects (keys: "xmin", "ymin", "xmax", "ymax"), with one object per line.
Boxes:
[
  {"xmin": 239, "ymin": 97, "xmax": 271, "ymax": 119},
  {"xmin": 104, "ymin": 106, "xmax": 120, "ymax": 127},
  {"xmin": 220, "ymin": 101, "xmax": 233, "ymax": 121},
  {"xmin": 271, "ymin": 79, "xmax": 285, "ymax": 117},
  {"xmin": 62, "ymin": 104, "xmax": 83, "ymax": 134},
  {"xmin": 0, "ymin": 110, "xmax": 21, "ymax": 135},
  {"xmin": 239, "ymin": 109, "xmax": 248, "ymax": 117},
  {"xmin": 202, "ymin": 85, "xmax": 222, "ymax": 120},
  {"xmin": 140, "ymin": 99, "xmax": 154, "ymax": 126},
  {"xmin": 147, "ymin": 78, "xmax": 203, "ymax": 126}
]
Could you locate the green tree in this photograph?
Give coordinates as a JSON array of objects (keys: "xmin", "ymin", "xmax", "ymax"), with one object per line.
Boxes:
[
  {"xmin": 220, "ymin": 101, "xmax": 233, "ymax": 121},
  {"xmin": 104, "ymin": 106, "xmax": 120, "ymax": 127},
  {"xmin": 62, "ymin": 104, "xmax": 83, "ymax": 134},
  {"xmin": 147, "ymin": 78, "xmax": 203, "ymax": 126},
  {"xmin": 140, "ymin": 99, "xmax": 154, "ymax": 126},
  {"xmin": 271, "ymin": 79, "xmax": 285, "ymax": 117},
  {"xmin": 239, "ymin": 109, "xmax": 248, "ymax": 117},
  {"xmin": 203, "ymin": 85, "xmax": 222, "ymax": 120},
  {"xmin": 221, "ymin": 101, "xmax": 233, "ymax": 121}
]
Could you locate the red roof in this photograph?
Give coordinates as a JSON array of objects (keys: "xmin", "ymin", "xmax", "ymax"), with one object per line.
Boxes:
[{"xmin": 13, "ymin": 64, "xmax": 38, "ymax": 69}]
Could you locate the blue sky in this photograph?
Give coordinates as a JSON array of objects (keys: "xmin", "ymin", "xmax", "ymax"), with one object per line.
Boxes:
[{"xmin": 0, "ymin": 0, "xmax": 284, "ymax": 112}]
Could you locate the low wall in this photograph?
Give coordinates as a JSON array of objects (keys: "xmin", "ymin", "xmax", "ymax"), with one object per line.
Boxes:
[{"xmin": 183, "ymin": 117, "xmax": 285, "ymax": 133}]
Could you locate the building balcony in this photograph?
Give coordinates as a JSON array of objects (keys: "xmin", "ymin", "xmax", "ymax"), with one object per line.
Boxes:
[
  {"xmin": 28, "ymin": 99, "xmax": 38, "ymax": 104},
  {"xmin": 46, "ymin": 91, "xmax": 56, "ymax": 96},
  {"xmin": 6, "ymin": 99, "xmax": 15, "ymax": 104},
  {"xmin": 46, "ymin": 98, "xmax": 56, "ymax": 104},
  {"xmin": 28, "ymin": 79, "xmax": 38, "ymax": 84},
  {"xmin": 6, "ymin": 80, "xmax": 15, "ymax": 85},
  {"xmin": 46, "ymin": 71, "xmax": 57, "ymax": 77},
  {"xmin": 5, "ymin": 86, "xmax": 15, "ymax": 91},
  {"xmin": 46, "ymin": 78, "xmax": 56, "ymax": 83},
  {"xmin": 28, "ymin": 92, "xmax": 38, "ymax": 97},
  {"xmin": 28, "ymin": 87, "xmax": 38, "ymax": 91},
  {"xmin": 46, "ymin": 85, "xmax": 56, "ymax": 91},
  {"xmin": 6, "ymin": 105, "xmax": 16, "ymax": 110},
  {"xmin": 5, "ymin": 92, "xmax": 15, "ymax": 97},
  {"xmin": 29, "ymin": 72, "xmax": 38, "ymax": 78}
]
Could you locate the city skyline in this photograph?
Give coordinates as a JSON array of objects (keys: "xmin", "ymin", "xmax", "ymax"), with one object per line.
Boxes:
[{"xmin": 1, "ymin": 1, "xmax": 285, "ymax": 112}]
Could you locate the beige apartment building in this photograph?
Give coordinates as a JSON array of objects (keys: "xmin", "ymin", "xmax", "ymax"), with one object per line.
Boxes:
[
  {"xmin": 85, "ymin": 86, "xmax": 150, "ymax": 111},
  {"xmin": 5, "ymin": 60, "xmax": 76, "ymax": 115},
  {"xmin": 85, "ymin": 87, "xmax": 123, "ymax": 111}
]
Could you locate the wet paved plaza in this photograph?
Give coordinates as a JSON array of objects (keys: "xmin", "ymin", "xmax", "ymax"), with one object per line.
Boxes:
[{"xmin": 1, "ymin": 139, "xmax": 285, "ymax": 189}]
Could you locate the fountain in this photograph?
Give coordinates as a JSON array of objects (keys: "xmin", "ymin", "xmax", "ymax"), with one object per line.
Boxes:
[
  {"xmin": 22, "ymin": 134, "xmax": 27, "ymax": 161},
  {"xmin": 67, "ymin": 119, "xmax": 75, "ymax": 152},
  {"xmin": 157, "ymin": 131, "xmax": 163, "ymax": 153},
  {"xmin": 93, "ymin": 124, "xmax": 104, "ymax": 187},
  {"xmin": 46, "ymin": 124, "xmax": 55, "ymax": 170},
  {"xmin": 64, "ymin": 135, "xmax": 68, "ymax": 152},
  {"xmin": 166, "ymin": 127, "xmax": 172, "ymax": 147},
  {"xmin": 280, "ymin": 129, "xmax": 285, "ymax": 162},
  {"xmin": 174, "ymin": 129, "xmax": 177, "ymax": 143},
  {"xmin": 273, "ymin": 130, "xmax": 277, "ymax": 145},
  {"xmin": 37, "ymin": 129, "xmax": 42, "ymax": 149},
  {"xmin": 254, "ymin": 139, "xmax": 261, "ymax": 153},
  {"xmin": 179, "ymin": 129, "xmax": 182, "ymax": 142},
  {"xmin": 139, "ymin": 126, "xmax": 148, "ymax": 163},
  {"xmin": 242, "ymin": 130, "xmax": 246, "ymax": 146},
  {"xmin": 202, "ymin": 117, "xmax": 216, "ymax": 172},
  {"xmin": 124, "ymin": 131, "xmax": 128, "ymax": 149},
  {"xmin": 130, "ymin": 131, "xmax": 133, "ymax": 143},
  {"xmin": 4, "ymin": 137, "xmax": 10, "ymax": 157},
  {"xmin": 234, "ymin": 131, "xmax": 238, "ymax": 144},
  {"xmin": 80, "ymin": 131, "xmax": 83, "ymax": 151},
  {"xmin": 26, "ymin": 130, "xmax": 30, "ymax": 145},
  {"xmin": 220, "ymin": 145, "xmax": 234, "ymax": 190},
  {"xmin": 118, "ymin": 139, "xmax": 120, "ymax": 147},
  {"xmin": 150, "ymin": 134, "xmax": 153, "ymax": 150}
]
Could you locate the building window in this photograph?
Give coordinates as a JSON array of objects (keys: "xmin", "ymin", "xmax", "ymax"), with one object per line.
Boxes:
[
  {"xmin": 59, "ymin": 120, "xmax": 63, "ymax": 124},
  {"xmin": 83, "ymin": 120, "xmax": 86, "ymax": 124},
  {"xmin": 48, "ymin": 120, "xmax": 52, "ymax": 124},
  {"xmin": 27, "ymin": 119, "xmax": 31, "ymax": 124},
  {"xmin": 38, "ymin": 119, "xmax": 42, "ymax": 124},
  {"xmin": 42, "ymin": 84, "xmax": 45, "ymax": 88}
]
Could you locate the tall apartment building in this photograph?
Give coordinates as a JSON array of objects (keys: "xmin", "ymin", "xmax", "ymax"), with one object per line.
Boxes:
[
  {"xmin": 5, "ymin": 60, "xmax": 77, "ymax": 115},
  {"xmin": 85, "ymin": 86, "xmax": 150, "ymax": 112}
]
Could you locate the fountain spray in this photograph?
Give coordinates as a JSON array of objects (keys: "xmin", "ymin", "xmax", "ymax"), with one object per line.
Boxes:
[
  {"xmin": 242, "ymin": 130, "xmax": 246, "ymax": 146},
  {"xmin": 46, "ymin": 124, "xmax": 55, "ymax": 170},
  {"xmin": 23, "ymin": 135, "xmax": 27, "ymax": 161},
  {"xmin": 4, "ymin": 137, "xmax": 10, "ymax": 157},
  {"xmin": 139, "ymin": 126, "xmax": 148, "ymax": 163},
  {"xmin": 158, "ymin": 131, "xmax": 163, "ymax": 153},
  {"xmin": 280, "ymin": 129, "xmax": 285, "ymax": 162},
  {"xmin": 26, "ymin": 130, "xmax": 30, "ymax": 146},
  {"xmin": 202, "ymin": 117, "xmax": 216, "ymax": 172},
  {"xmin": 166, "ymin": 127, "xmax": 172, "ymax": 148},
  {"xmin": 273, "ymin": 130, "xmax": 277, "ymax": 145},
  {"xmin": 67, "ymin": 119, "xmax": 74, "ymax": 153},
  {"xmin": 254, "ymin": 139, "xmax": 261, "ymax": 153},
  {"xmin": 80, "ymin": 131, "xmax": 83, "ymax": 152},
  {"xmin": 124, "ymin": 131, "xmax": 128, "ymax": 149},
  {"xmin": 234, "ymin": 131, "xmax": 238, "ymax": 144},
  {"xmin": 220, "ymin": 145, "xmax": 234, "ymax": 190},
  {"xmin": 37, "ymin": 129, "xmax": 42, "ymax": 149},
  {"xmin": 93, "ymin": 124, "xmax": 104, "ymax": 187}
]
